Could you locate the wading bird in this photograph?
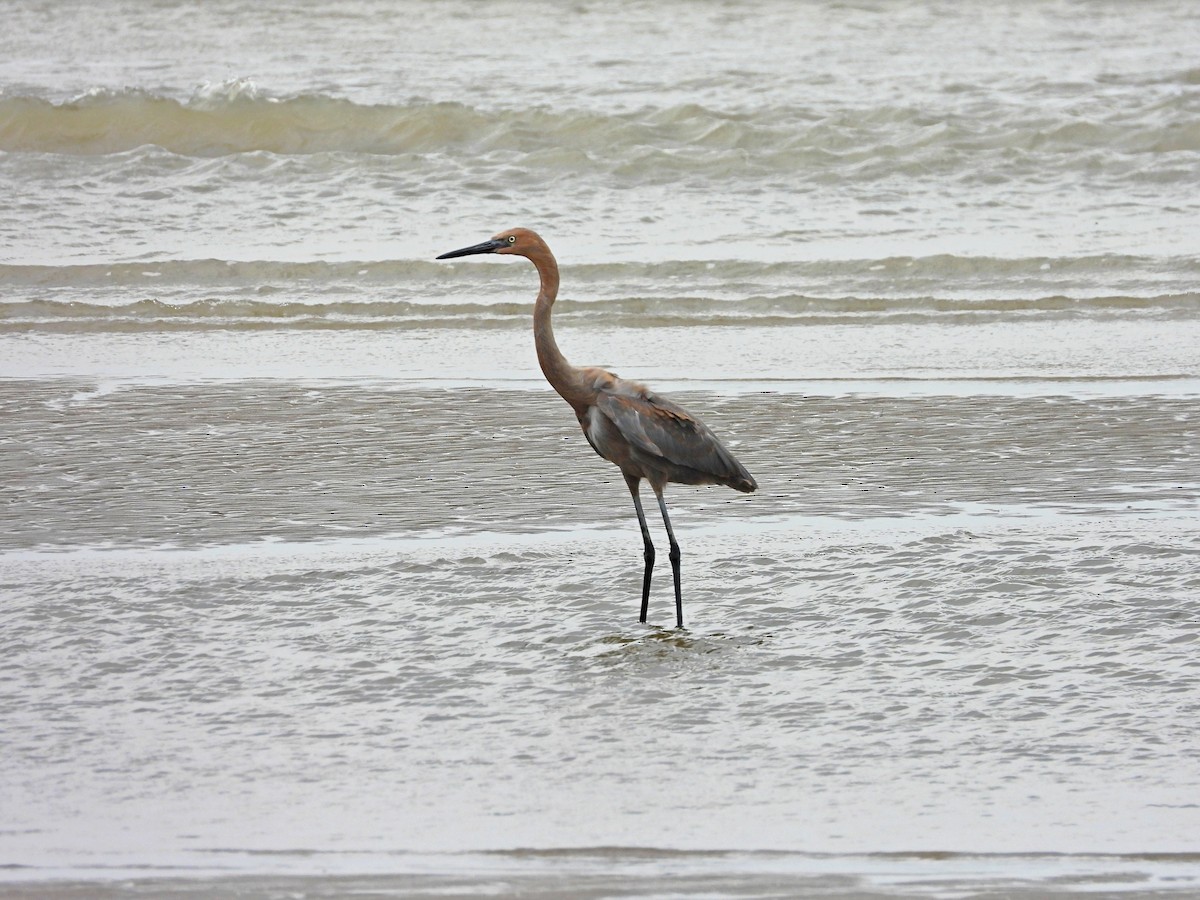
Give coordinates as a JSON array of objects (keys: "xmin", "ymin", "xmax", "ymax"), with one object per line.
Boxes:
[{"xmin": 437, "ymin": 229, "xmax": 756, "ymax": 628}]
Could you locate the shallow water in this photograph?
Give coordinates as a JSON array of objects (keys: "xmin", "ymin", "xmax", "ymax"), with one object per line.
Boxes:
[
  {"xmin": 2, "ymin": 0, "xmax": 1200, "ymax": 896},
  {"xmin": 3, "ymin": 381, "xmax": 1199, "ymax": 892}
]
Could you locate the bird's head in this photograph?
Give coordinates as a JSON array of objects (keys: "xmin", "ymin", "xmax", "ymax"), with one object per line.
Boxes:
[{"xmin": 436, "ymin": 227, "xmax": 543, "ymax": 260}]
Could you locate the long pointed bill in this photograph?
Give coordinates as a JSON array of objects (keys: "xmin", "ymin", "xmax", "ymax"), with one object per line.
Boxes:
[{"xmin": 436, "ymin": 238, "xmax": 504, "ymax": 260}]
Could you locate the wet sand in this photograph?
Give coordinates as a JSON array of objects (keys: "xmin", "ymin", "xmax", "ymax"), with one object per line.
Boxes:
[
  {"xmin": 4, "ymin": 850, "xmax": 1199, "ymax": 899},
  {"xmin": 3, "ymin": 381, "xmax": 1196, "ymax": 551}
]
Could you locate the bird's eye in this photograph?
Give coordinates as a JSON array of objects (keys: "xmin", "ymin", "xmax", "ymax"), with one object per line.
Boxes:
[{"xmin": 507, "ymin": 235, "xmax": 516, "ymax": 244}]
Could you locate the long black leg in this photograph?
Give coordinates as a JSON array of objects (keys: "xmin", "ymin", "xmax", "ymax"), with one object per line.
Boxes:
[
  {"xmin": 624, "ymin": 474, "xmax": 654, "ymax": 623},
  {"xmin": 655, "ymin": 491, "xmax": 683, "ymax": 628}
]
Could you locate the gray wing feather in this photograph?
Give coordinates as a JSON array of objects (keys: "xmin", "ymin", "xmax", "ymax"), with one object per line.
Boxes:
[{"xmin": 594, "ymin": 387, "xmax": 750, "ymax": 484}]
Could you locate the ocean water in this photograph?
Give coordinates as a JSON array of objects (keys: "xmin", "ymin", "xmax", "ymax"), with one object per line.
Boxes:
[{"xmin": 2, "ymin": 0, "xmax": 1200, "ymax": 897}]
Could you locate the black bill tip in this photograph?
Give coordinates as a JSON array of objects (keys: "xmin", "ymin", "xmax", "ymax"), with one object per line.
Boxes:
[{"xmin": 436, "ymin": 238, "xmax": 504, "ymax": 260}]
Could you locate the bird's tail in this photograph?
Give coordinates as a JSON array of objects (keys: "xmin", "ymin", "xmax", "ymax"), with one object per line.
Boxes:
[
  {"xmin": 717, "ymin": 450, "xmax": 757, "ymax": 493},
  {"xmin": 727, "ymin": 470, "xmax": 757, "ymax": 493}
]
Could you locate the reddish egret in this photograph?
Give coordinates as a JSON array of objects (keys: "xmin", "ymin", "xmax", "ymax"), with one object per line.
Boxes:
[{"xmin": 437, "ymin": 228, "xmax": 756, "ymax": 628}]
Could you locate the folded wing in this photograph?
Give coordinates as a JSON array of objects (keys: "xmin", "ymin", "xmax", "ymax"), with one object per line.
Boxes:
[{"xmin": 594, "ymin": 384, "xmax": 756, "ymax": 492}]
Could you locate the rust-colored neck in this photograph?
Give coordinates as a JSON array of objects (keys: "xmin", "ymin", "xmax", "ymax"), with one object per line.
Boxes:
[{"xmin": 528, "ymin": 242, "xmax": 587, "ymax": 409}]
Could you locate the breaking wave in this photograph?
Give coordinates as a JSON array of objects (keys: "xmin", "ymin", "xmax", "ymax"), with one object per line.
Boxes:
[
  {"xmin": 4, "ymin": 292, "xmax": 1197, "ymax": 334},
  {"xmin": 4, "ymin": 252, "xmax": 1197, "ymax": 286},
  {"xmin": 3, "ymin": 84, "xmax": 1199, "ymax": 171}
]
